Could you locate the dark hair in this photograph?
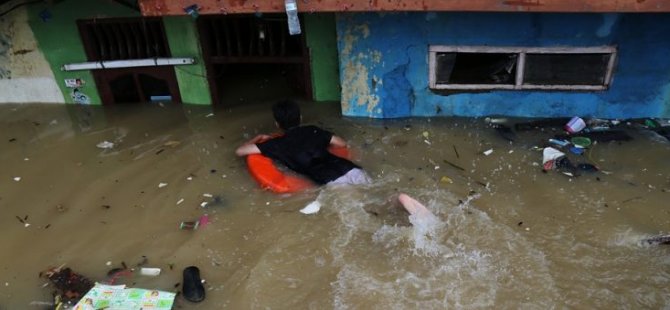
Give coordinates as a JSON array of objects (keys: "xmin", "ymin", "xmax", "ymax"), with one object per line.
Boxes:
[{"xmin": 272, "ymin": 100, "xmax": 301, "ymax": 130}]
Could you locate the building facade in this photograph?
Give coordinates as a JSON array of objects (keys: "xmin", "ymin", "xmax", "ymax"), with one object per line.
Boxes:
[
  {"xmin": 0, "ymin": 0, "xmax": 669, "ymax": 119},
  {"xmin": 337, "ymin": 12, "xmax": 670, "ymax": 118}
]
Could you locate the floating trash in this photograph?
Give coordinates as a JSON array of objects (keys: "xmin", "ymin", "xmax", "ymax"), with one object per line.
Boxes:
[
  {"xmin": 571, "ymin": 137, "xmax": 592, "ymax": 148},
  {"xmin": 96, "ymin": 141, "xmax": 114, "ymax": 149},
  {"xmin": 180, "ymin": 221, "xmax": 199, "ymax": 230},
  {"xmin": 140, "ymin": 267, "xmax": 161, "ymax": 277},
  {"xmin": 300, "ymin": 200, "xmax": 321, "ymax": 214},
  {"xmin": 565, "ymin": 116, "xmax": 586, "ymax": 134},
  {"xmin": 440, "ymin": 176, "xmax": 453, "ymax": 184}
]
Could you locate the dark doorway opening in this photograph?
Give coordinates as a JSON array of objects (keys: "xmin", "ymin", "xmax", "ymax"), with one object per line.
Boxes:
[
  {"xmin": 213, "ymin": 63, "xmax": 305, "ymax": 104},
  {"xmin": 78, "ymin": 18, "xmax": 182, "ymax": 105},
  {"xmin": 99, "ymin": 67, "xmax": 180, "ymax": 104},
  {"xmin": 197, "ymin": 14, "xmax": 312, "ymax": 105}
]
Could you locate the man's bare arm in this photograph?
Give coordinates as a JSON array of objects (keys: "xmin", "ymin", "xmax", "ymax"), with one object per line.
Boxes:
[
  {"xmin": 235, "ymin": 143, "xmax": 261, "ymax": 157},
  {"xmin": 330, "ymin": 135, "xmax": 347, "ymax": 148},
  {"xmin": 235, "ymin": 134, "xmax": 270, "ymax": 157}
]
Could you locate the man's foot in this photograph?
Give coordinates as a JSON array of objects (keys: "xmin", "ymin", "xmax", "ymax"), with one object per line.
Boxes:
[{"xmin": 398, "ymin": 193, "xmax": 435, "ymax": 219}]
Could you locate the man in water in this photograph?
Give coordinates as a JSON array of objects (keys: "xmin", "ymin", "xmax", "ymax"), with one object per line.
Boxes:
[
  {"xmin": 235, "ymin": 100, "xmax": 370, "ymax": 186},
  {"xmin": 235, "ymin": 100, "xmax": 433, "ymax": 218}
]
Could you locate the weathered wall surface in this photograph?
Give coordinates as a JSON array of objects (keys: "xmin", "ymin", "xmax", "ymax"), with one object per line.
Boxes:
[
  {"xmin": 336, "ymin": 13, "xmax": 670, "ymax": 118},
  {"xmin": 139, "ymin": 0, "xmax": 670, "ymax": 15},
  {"xmin": 27, "ymin": 0, "xmax": 139, "ymax": 104},
  {"xmin": 305, "ymin": 13, "xmax": 341, "ymax": 102},
  {"xmin": 0, "ymin": 7, "xmax": 63, "ymax": 103}
]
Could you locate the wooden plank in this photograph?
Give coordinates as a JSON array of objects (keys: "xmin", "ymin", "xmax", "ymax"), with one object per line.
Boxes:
[
  {"xmin": 222, "ymin": 18, "xmax": 232, "ymax": 56},
  {"xmin": 91, "ymin": 22, "xmax": 109, "ymax": 60},
  {"xmin": 248, "ymin": 18, "xmax": 255, "ymax": 56},
  {"xmin": 233, "ymin": 18, "xmax": 243, "ymax": 56},
  {"xmin": 139, "ymin": 0, "xmax": 670, "ymax": 15},
  {"xmin": 267, "ymin": 20, "xmax": 275, "ymax": 56},
  {"xmin": 210, "ymin": 18, "xmax": 223, "ymax": 56}
]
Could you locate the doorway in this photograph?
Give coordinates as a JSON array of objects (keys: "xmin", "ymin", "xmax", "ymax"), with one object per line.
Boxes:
[{"xmin": 197, "ymin": 14, "xmax": 312, "ymax": 105}]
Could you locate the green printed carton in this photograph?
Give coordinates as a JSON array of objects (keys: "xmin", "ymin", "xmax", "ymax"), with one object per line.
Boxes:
[{"xmin": 73, "ymin": 283, "xmax": 176, "ymax": 309}]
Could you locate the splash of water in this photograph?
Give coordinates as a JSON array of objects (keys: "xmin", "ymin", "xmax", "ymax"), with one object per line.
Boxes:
[{"xmin": 322, "ymin": 181, "xmax": 561, "ymax": 308}]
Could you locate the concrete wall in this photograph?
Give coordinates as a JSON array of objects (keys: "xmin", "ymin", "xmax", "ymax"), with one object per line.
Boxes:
[
  {"xmin": 0, "ymin": 6, "xmax": 63, "ymax": 103},
  {"xmin": 305, "ymin": 13, "xmax": 341, "ymax": 102},
  {"xmin": 336, "ymin": 12, "xmax": 670, "ymax": 118},
  {"xmin": 27, "ymin": 0, "xmax": 139, "ymax": 104},
  {"xmin": 163, "ymin": 16, "xmax": 211, "ymax": 105},
  {"xmin": 22, "ymin": 0, "xmax": 210, "ymax": 105}
]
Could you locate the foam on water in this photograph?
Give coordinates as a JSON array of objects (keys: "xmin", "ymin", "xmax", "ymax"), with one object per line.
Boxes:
[{"xmin": 318, "ymin": 178, "xmax": 560, "ymax": 308}]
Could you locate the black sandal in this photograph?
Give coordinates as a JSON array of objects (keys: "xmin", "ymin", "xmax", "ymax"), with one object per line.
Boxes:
[{"xmin": 182, "ymin": 266, "xmax": 205, "ymax": 302}]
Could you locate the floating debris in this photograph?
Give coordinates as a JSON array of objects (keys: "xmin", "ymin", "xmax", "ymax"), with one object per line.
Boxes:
[
  {"xmin": 164, "ymin": 140, "xmax": 181, "ymax": 147},
  {"xmin": 96, "ymin": 141, "xmax": 114, "ymax": 149},
  {"xmin": 42, "ymin": 266, "xmax": 94, "ymax": 305},
  {"xmin": 29, "ymin": 301, "xmax": 54, "ymax": 307},
  {"xmin": 198, "ymin": 214, "xmax": 210, "ymax": 227},
  {"xmin": 180, "ymin": 220, "xmax": 199, "ymax": 230},
  {"xmin": 140, "ymin": 267, "xmax": 161, "ymax": 277},
  {"xmin": 443, "ymin": 159, "xmax": 465, "ymax": 171},
  {"xmin": 440, "ymin": 176, "xmax": 453, "ymax": 184},
  {"xmin": 642, "ymin": 234, "xmax": 670, "ymax": 245},
  {"xmin": 565, "ymin": 116, "xmax": 586, "ymax": 134},
  {"xmin": 73, "ymin": 283, "xmax": 175, "ymax": 308},
  {"xmin": 300, "ymin": 200, "xmax": 321, "ymax": 214}
]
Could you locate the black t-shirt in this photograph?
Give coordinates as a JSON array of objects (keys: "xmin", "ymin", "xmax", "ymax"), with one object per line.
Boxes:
[{"xmin": 256, "ymin": 125, "xmax": 359, "ymax": 184}]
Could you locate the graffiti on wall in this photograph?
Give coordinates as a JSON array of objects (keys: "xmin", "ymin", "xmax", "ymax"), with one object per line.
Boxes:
[{"xmin": 0, "ymin": 33, "xmax": 12, "ymax": 79}]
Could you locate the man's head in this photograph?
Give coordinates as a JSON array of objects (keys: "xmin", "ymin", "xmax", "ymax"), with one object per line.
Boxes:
[{"xmin": 272, "ymin": 100, "xmax": 301, "ymax": 130}]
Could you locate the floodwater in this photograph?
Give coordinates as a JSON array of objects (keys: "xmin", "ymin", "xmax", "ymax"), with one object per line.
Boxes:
[{"xmin": 1, "ymin": 101, "xmax": 669, "ymax": 309}]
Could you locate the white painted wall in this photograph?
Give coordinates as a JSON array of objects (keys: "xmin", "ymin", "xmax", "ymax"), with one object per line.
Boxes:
[{"xmin": 0, "ymin": 7, "xmax": 64, "ymax": 103}]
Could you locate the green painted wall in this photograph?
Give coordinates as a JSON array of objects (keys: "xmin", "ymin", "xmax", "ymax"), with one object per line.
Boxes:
[
  {"xmin": 163, "ymin": 16, "xmax": 211, "ymax": 105},
  {"xmin": 28, "ymin": 0, "xmax": 139, "ymax": 104},
  {"xmin": 305, "ymin": 14, "xmax": 341, "ymax": 102}
]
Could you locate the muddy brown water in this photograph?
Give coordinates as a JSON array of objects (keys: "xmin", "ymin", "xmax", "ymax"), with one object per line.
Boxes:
[{"xmin": 0, "ymin": 101, "xmax": 669, "ymax": 309}]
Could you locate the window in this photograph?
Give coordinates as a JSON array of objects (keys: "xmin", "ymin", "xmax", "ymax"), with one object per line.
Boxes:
[
  {"xmin": 429, "ymin": 46, "xmax": 616, "ymax": 91},
  {"xmin": 78, "ymin": 18, "xmax": 170, "ymax": 61}
]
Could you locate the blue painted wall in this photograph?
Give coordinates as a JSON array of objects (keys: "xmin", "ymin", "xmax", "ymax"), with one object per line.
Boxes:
[{"xmin": 336, "ymin": 13, "xmax": 670, "ymax": 118}]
